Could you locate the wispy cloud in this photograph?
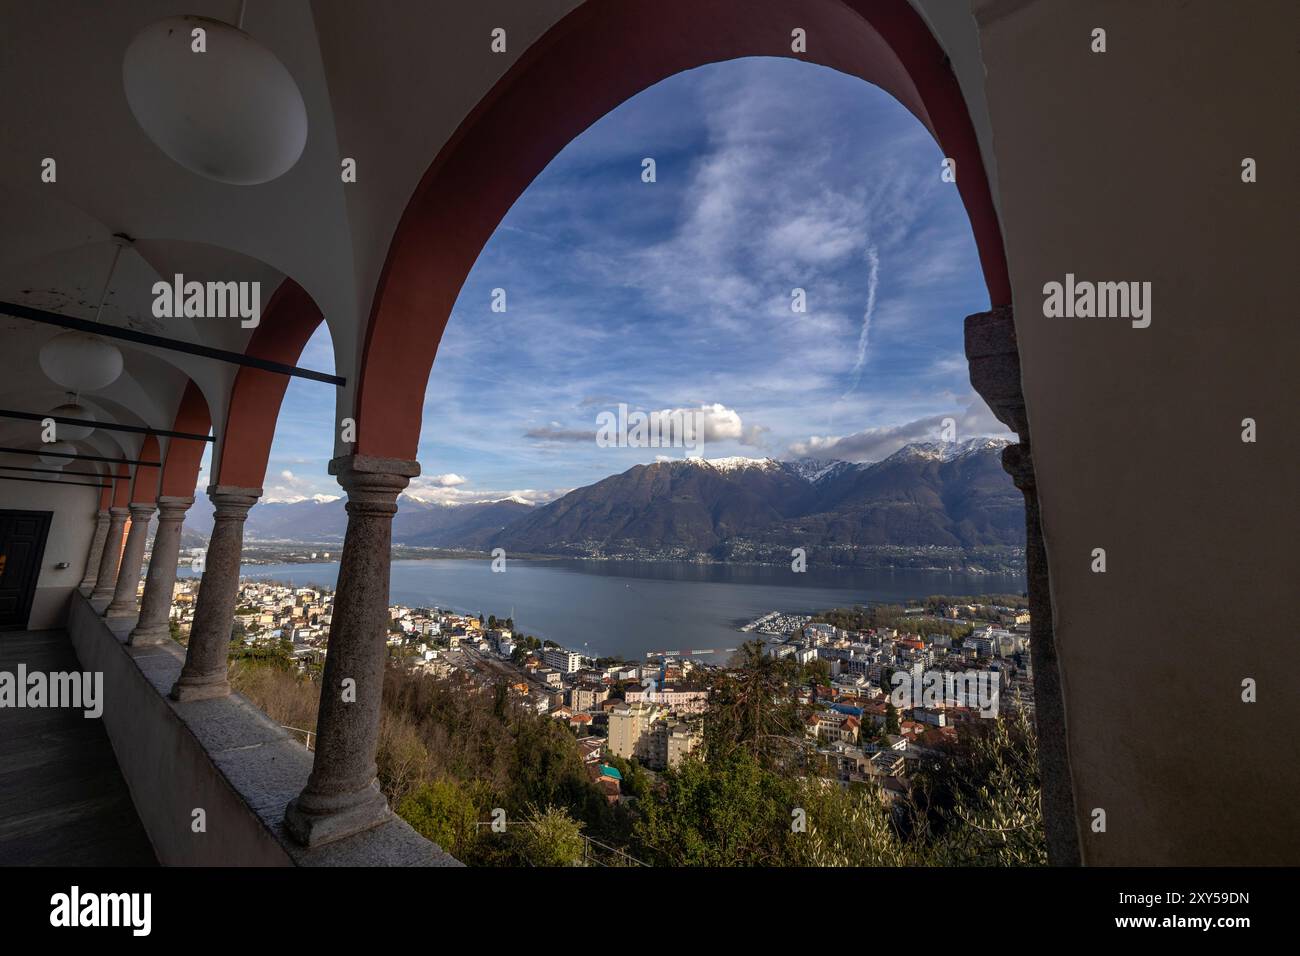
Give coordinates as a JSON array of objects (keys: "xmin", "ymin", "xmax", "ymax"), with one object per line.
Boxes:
[
  {"xmin": 843, "ymin": 244, "xmax": 879, "ymax": 398},
  {"xmin": 253, "ymin": 58, "xmax": 995, "ymax": 501},
  {"xmin": 789, "ymin": 400, "xmax": 1013, "ymax": 463}
]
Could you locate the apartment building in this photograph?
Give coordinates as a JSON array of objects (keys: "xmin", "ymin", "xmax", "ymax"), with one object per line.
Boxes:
[{"xmin": 543, "ymin": 646, "xmax": 583, "ymax": 674}]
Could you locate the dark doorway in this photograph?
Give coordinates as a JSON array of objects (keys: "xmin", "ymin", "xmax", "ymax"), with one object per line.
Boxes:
[{"xmin": 0, "ymin": 510, "xmax": 52, "ymax": 631}]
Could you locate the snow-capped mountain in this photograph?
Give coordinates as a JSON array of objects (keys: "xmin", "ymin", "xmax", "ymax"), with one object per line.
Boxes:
[
  {"xmin": 889, "ymin": 436, "xmax": 1010, "ymax": 463},
  {"xmin": 493, "ymin": 438, "xmax": 1019, "ymax": 556},
  {"xmin": 177, "ymin": 439, "xmax": 1017, "ymax": 557}
]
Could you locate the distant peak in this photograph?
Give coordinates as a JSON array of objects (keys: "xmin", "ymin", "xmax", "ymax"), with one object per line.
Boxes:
[
  {"xmin": 889, "ymin": 437, "xmax": 1011, "ymax": 463},
  {"xmin": 783, "ymin": 458, "xmax": 857, "ymax": 483},
  {"xmin": 683, "ymin": 456, "xmax": 780, "ymax": 473},
  {"xmin": 400, "ymin": 494, "xmax": 533, "ymax": 507},
  {"xmin": 262, "ymin": 493, "xmax": 341, "ymax": 504}
]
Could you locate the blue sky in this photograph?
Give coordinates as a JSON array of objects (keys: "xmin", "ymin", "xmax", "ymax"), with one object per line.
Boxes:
[{"xmin": 236, "ymin": 57, "xmax": 1009, "ymax": 504}]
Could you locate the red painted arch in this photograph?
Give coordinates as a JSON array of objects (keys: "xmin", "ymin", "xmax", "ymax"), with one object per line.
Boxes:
[
  {"xmin": 130, "ymin": 434, "xmax": 162, "ymax": 504},
  {"xmin": 98, "ymin": 482, "xmax": 112, "ymax": 510},
  {"xmin": 215, "ymin": 279, "xmax": 325, "ymax": 488},
  {"xmin": 353, "ymin": 0, "xmax": 1010, "ymax": 460},
  {"xmin": 160, "ymin": 380, "xmax": 212, "ymax": 497},
  {"xmin": 111, "ymin": 462, "xmax": 131, "ymax": 508}
]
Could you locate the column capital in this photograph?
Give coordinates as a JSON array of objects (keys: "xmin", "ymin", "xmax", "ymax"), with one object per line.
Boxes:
[
  {"xmin": 329, "ymin": 455, "xmax": 419, "ymax": 512},
  {"xmin": 206, "ymin": 485, "xmax": 262, "ymax": 515},
  {"xmin": 128, "ymin": 502, "xmax": 157, "ymax": 520},
  {"xmin": 156, "ymin": 495, "xmax": 194, "ymax": 517},
  {"xmin": 328, "ymin": 454, "xmax": 421, "ymax": 481},
  {"xmin": 108, "ymin": 506, "xmax": 130, "ymax": 518},
  {"xmin": 964, "ymin": 306, "xmax": 1029, "ymax": 439},
  {"xmin": 95, "ymin": 508, "xmax": 110, "ymax": 518}
]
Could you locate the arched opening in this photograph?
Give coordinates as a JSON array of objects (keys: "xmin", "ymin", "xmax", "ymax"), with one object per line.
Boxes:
[
  {"xmin": 214, "ymin": 279, "xmax": 327, "ymax": 489},
  {"xmin": 353, "ymin": 0, "xmax": 1009, "ymax": 461},
  {"xmin": 313, "ymin": 0, "xmax": 1076, "ymax": 863}
]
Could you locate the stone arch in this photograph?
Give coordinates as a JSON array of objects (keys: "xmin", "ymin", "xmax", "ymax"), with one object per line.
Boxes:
[
  {"xmin": 160, "ymin": 380, "xmax": 212, "ymax": 498},
  {"xmin": 353, "ymin": 0, "xmax": 1010, "ymax": 460},
  {"xmin": 130, "ymin": 434, "xmax": 162, "ymax": 504},
  {"xmin": 110, "ymin": 462, "xmax": 131, "ymax": 508},
  {"xmin": 213, "ymin": 279, "xmax": 325, "ymax": 488}
]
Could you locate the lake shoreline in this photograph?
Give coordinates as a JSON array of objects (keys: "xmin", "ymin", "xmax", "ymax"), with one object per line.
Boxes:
[{"xmin": 183, "ymin": 557, "xmax": 1026, "ymax": 661}]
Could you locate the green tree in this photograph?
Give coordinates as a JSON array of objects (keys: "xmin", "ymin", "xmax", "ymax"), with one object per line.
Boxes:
[
  {"xmin": 706, "ymin": 640, "xmax": 805, "ymax": 765},
  {"xmin": 634, "ymin": 749, "xmax": 795, "ymax": 866},
  {"xmin": 802, "ymin": 658, "xmax": 832, "ymax": 688},
  {"xmin": 396, "ymin": 778, "xmax": 480, "ymax": 860},
  {"xmin": 911, "ymin": 707, "xmax": 1047, "ymax": 866},
  {"xmin": 883, "ymin": 701, "xmax": 901, "ymax": 736},
  {"xmin": 511, "ymin": 804, "xmax": 586, "ymax": 866},
  {"xmin": 785, "ymin": 778, "xmax": 914, "ymax": 866}
]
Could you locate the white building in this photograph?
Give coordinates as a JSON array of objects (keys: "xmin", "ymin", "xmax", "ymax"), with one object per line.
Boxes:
[{"xmin": 543, "ymin": 646, "xmax": 583, "ymax": 674}]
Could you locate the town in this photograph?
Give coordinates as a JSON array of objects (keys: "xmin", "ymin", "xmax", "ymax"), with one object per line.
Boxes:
[{"xmin": 164, "ymin": 574, "xmax": 1034, "ymax": 807}]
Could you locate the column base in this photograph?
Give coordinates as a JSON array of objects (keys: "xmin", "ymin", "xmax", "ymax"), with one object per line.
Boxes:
[
  {"xmin": 89, "ymin": 587, "xmax": 115, "ymax": 602},
  {"xmin": 104, "ymin": 603, "xmax": 138, "ymax": 619},
  {"xmin": 284, "ymin": 782, "xmax": 391, "ymax": 848},
  {"xmin": 128, "ymin": 623, "xmax": 172, "ymax": 645},
  {"xmin": 169, "ymin": 676, "xmax": 232, "ymax": 702}
]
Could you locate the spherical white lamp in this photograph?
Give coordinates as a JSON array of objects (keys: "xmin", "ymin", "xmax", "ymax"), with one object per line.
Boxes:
[
  {"xmin": 39, "ymin": 332, "xmax": 125, "ymax": 392},
  {"xmin": 122, "ymin": 15, "xmax": 309, "ymax": 186},
  {"xmin": 38, "ymin": 441, "xmax": 76, "ymax": 467},
  {"xmin": 47, "ymin": 399, "xmax": 96, "ymax": 441}
]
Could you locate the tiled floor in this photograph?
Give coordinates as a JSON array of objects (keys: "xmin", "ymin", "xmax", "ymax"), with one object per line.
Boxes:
[{"xmin": 0, "ymin": 629, "xmax": 156, "ymax": 865}]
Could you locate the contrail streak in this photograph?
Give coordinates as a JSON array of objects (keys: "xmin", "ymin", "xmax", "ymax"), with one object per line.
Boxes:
[{"xmin": 842, "ymin": 244, "xmax": 879, "ymax": 399}]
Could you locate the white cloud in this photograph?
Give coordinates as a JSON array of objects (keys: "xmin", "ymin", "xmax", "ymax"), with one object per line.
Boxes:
[
  {"xmin": 403, "ymin": 484, "xmax": 565, "ymax": 507},
  {"xmin": 261, "ymin": 466, "xmax": 336, "ymax": 504},
  {"xmin": 788, "ymin": 399, "xmax": 1013, "ymax": 462},
  {"xmin": 523, "ymin": 425, "xmax": 596, "ymax": 443}
]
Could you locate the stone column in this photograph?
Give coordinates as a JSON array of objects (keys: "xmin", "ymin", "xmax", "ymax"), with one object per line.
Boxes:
[
  {"xmin": 129, "ymin": 496, "xmax": 193, "ymax": 644},
  {"xmin": 170, "ymin": 486, "xmax": 260, "ymax": 702},
  {"xmin": 285, "ymin": 455, "xmax": 419, "ymax": 847},
  {"xmin": 966, "ymin": 306, "xmax": 1081, "ymax": 866},
  {"xmin": 106, "ymin": 502, "xmax": 157, "ymax": 617},
  {"xmin": 79, "ymin": 510, "xmax": 110, "ymax": 591},
  {"xmin": 1001, "ymin": 442, "xmax": 1080, "ymax": 866},
  {"xmin": 90, "ymin": 507, "xmax": 129, "ymax": 601}
]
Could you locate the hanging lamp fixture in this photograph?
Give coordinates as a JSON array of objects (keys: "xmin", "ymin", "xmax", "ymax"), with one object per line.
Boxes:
[
  {"xmin": 36, "ymin": 441, "xmax": 75, "ymax": 468},
  {"xmin": 122, "ymin": 2, "xmax": 308, "ymax": 185},
  {"xmin": 38, "ymin": 236, "xmax": 130, "ymax": 393},
  {"xmin": 46, "ymin": 392, "xmax": 96, "ymax": 440}
]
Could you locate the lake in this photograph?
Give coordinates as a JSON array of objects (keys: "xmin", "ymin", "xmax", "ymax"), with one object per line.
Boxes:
[{"xmin": 184, "ymin": 558, "xmax": 1025, "ymax": 662}]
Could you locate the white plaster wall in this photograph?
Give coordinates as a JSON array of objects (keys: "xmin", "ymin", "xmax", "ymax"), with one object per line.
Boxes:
[{"xmin": 0, "ymin": 480, "xmax": 98, "ymax": 630}]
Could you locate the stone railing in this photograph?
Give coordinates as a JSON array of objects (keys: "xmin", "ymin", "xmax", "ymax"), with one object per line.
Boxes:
[{"xmin": 68, "ymin": 592, "xmax": 460, "ymax": 867}]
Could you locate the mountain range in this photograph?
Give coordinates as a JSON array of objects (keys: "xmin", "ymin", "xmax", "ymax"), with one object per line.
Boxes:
[
  {"xmin": 178, "ymin": 438, "xmax": 1022, "ymax": 559},
  {"xmin": 181, "ymin": 493, "xmax": 532, "ymax": 548}
]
